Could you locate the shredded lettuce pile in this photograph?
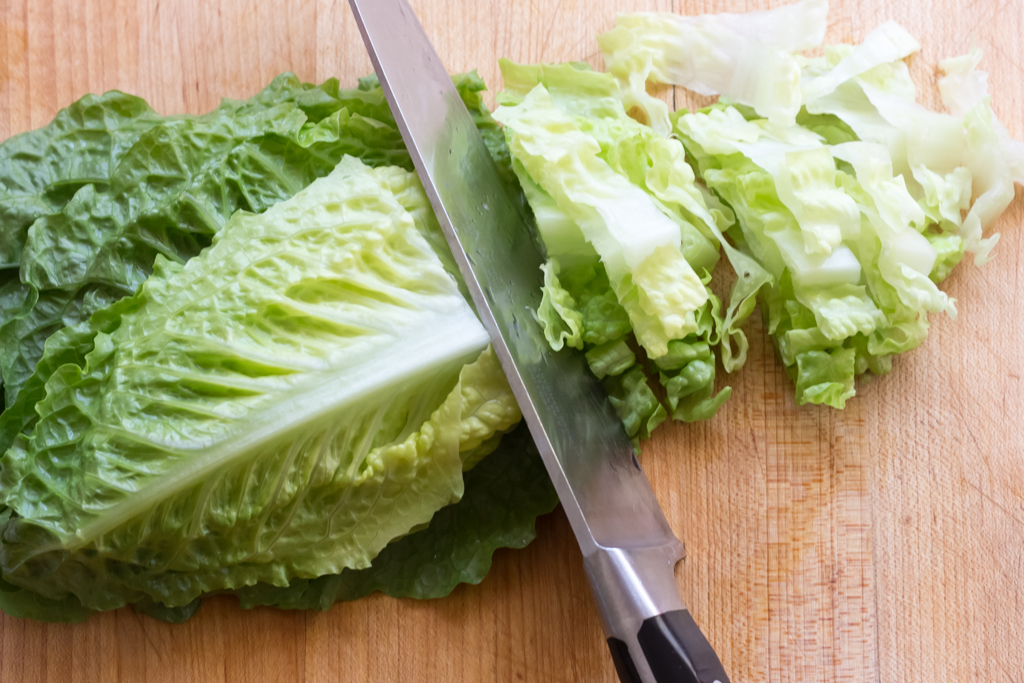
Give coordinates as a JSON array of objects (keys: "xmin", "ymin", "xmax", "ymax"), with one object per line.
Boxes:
[
  {"xmin": 497, "ymin": 0, "xmax": 1021, "ymax": 420},
  {"xmin": 0, "ymin": 73, "xmax": 558, "ymax": 622},
  {"xmin": 667, "ymin": 16, "xmax": 1023, "ymax": 407}
]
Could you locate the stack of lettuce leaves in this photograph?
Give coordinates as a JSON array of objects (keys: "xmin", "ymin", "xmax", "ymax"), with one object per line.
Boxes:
[{"xmin": 0, "ymin": 73, "xmax": 558, "ymax": 623}]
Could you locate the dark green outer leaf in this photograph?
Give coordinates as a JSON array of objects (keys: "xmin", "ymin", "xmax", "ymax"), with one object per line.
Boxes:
[
  {"xmin": 0, "ymin": 73, "xmax": 412, "ymax": 410},
  {"xmin": 0, "ymin": 92, "xmax": 163, "ymax": 269}
]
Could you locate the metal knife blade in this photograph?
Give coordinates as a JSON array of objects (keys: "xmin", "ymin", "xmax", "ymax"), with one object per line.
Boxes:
[{"xmin": 348, "ymin": 2, "xmax": 731, "ymax": 681}]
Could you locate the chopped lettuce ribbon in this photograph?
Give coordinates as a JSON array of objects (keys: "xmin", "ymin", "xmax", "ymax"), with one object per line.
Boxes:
[{"xmin": 598, "ymin": 0, "xmax": 828, "ymax": 133}]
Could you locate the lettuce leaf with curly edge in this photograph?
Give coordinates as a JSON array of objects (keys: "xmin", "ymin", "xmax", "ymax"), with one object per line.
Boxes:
[
  {"xmin": 0, "ymin": 158, "xmax": 522, "ymax": 612},
  {"xmin": 232, "ymin": 421, "xmax": 557, "ymax": 613}
]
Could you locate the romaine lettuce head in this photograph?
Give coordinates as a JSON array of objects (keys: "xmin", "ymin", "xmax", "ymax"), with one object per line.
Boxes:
[{"xmin": 0, "ymin": 158, "xmax": 521, "ymax": 611}]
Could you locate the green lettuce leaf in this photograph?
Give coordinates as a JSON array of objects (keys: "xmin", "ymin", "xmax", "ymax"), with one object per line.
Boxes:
[
  {"xmin": 536, "ymin": 260, "xmax": 584, "ymax": 351},
  {"xmin": 585, "ymin": 339, "xmax": 635, "ymax": 380},
  {"xmin": 654, "ymin": 290, "xmax": 732, "ymax": 422},
  {"xmin": 0, "ymin": 92, "xmax": 164, "ymax": 270},
  {"xmin": 0, "ymin": 74, "xmax": 403, "ymax": 408},
  {"xmin": 556, "ymin": 261, "xmax": 633, "ymax": 347},
  {"xmin": 603, "ymin": 366, "xmax": 667, "ymax": 449},
  {"xmin": 494, "ymin": 84, "xmax": 708, "ymax": 359},
  {"xmin": 0, "ymin": 158, "xmax": 519, "ymax": 611},
  {"xmin": 495, "ymin": 61, "xmax": 743, "ymax": 438},
  {"xmin": 674, "ymin": 104, "xmax": 923, "ymax": 408},
  {"xmin": 598, "ymin": 0, "xmax": 828, "ymax": 133},
  {"xmin": 801, "ymin": 29, "xmax": 1024, "ymax": 266},
  {"xmin": 0, "ymin": 89, "xmax": 165, "ymax": 406},
  {"xmin": 0, "ymin": 576, "xmax": 94, "ymax": 623},
  {"xmin": 0, "ymin": 74, "xmax": 392, "ymax": 421},
  {"xmin": 499, "ymin": 62, "xmax": 767, "ymax": 376},
  {"xmin": 233, "ymin": 421, "xmax": 557, "ymax": 611}
]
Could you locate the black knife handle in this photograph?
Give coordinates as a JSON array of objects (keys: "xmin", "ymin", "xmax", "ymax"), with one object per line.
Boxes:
[
  {"xmin": 584, "ymin": 545, "xmax": 731, "ymax": 683},
  {"xmin": 607, "ymin": 609, "xmax": 730, "ymax": 683}
]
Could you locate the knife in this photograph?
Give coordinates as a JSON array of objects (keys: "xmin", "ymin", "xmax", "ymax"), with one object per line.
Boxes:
[{"xmin": 348, "ymin": 2, "xmax": 732, "ymax": 681}]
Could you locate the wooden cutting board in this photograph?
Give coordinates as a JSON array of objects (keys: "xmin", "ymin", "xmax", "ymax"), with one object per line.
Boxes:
[{"xmin": 0, "ymin": 1, "xmax": 1021, "ymax": 681}]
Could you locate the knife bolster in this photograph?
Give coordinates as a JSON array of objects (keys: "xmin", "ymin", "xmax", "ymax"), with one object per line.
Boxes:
[{"xmin": 584, "ymin": 543, "xmax": 729, "ymax": 683}]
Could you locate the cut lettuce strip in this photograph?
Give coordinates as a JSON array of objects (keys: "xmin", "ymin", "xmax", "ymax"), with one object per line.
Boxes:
[
  {"xmin": 831, "ymin": 142, "xmax": 953, "ymax": 317},
  {"xmin": 499, "ymin": 61, "xmax": 769, "ymax": 371},
  {"xmin": 937, "ymin": 44, "xmax": 1024, "ymax": 185},
  {"xmin": 536, "ymin": 260, "xmax": 584, "ymax": 352},
  {"xmin": 539, "ymin": 259, "xmax": 667, "ymax": 446},
  {"xmin": 494, "ymin": 84, "xmax": 707, "ymax": 359},
  {"xmin": 592, "ymin": 5, "xmax": 1019, "ymax": 412},
  {"xmin": 800, "ymin": 22, "xmax": 920, "ymax": 103},
  {"xmin": 677, "ymin": 99, "xmax": 1009, "ymax": 408},
  {"xmin": 680, "ymin": 107, "xmax": 860, "ymax": 258},
  {"xmin": 675, "ymin": 105, "xmax": 932, "ymax": 407},
  {"xmin": 598, "ymin": 0, "xmax": 828, "ymax": 133}
]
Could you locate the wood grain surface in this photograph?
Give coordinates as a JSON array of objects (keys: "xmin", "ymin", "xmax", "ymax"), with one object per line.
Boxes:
[{"xmin": 0, "ymin": 1, "xmax": 1021, "ymax": 681}]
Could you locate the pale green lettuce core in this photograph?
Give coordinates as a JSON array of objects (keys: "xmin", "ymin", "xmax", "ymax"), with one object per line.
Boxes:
[{"xmin": 0, "ymin": 158, "xmax": 521, "ymax": 611}]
